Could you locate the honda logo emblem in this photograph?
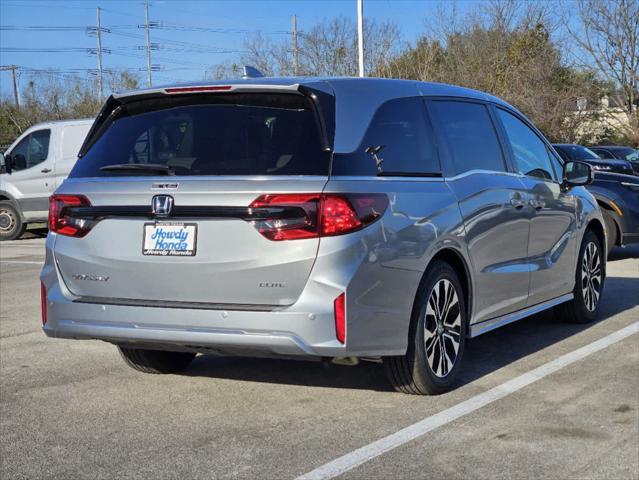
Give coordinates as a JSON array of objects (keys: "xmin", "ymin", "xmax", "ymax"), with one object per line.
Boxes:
[{"xmin": 151, "ymin": 195, "xmax": 173, "ymax": 217}]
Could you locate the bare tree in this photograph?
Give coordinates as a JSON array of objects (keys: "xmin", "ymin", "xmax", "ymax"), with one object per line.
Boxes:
[
  {"xmin": 232, "ymin": 16, "xmax": 400, "ymax": 78},
  {"xmin": 565, "ymin": 0, "xmax": 639, "ymax": 143},
  {"xmin": 571, "ymin": 0, "xmax": 639, "ymax": 114}
]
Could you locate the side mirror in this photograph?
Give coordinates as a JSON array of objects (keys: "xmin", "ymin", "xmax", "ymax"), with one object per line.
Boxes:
[
  {"xmin": 0, "ymin": 153, "xmax": 9, "ymax": 174},
  {"xmin": 563, "ymin": 160, "xmax": 592, "ymax": 188}
]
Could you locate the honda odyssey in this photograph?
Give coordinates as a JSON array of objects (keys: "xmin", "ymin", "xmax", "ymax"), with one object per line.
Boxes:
[{"xmin": 40, "ymin": 78, "xmax": 606, "ymax": 394}]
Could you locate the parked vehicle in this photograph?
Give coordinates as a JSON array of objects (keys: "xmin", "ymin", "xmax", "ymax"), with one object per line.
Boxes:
[
  {"xmin": 552, "ymin": 143, "xmax": 635, "ymax": 176},
  {"xmin": 40, "ymin": 78, "xmax": 606, "ymax": 395},
  {"xmin": 588, "ymin": 172, "xmax": 639, "ymax": 254},
  {"xmin": 0, "ymin": 119, "xmax": 93, "ymax": 240},
  {"xmin": 589, "ymin": 146, "xmax": 639, "ymax": 175}
]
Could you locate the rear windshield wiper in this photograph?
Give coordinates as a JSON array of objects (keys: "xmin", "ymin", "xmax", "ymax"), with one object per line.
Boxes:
[{"xmin": 99, "ymin": 163, "xmax": 175, "ymax": 175}]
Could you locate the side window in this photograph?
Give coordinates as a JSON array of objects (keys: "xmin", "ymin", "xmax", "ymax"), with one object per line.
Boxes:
[
  {"xmin": 9, "ymin": 134, "xmax": 31, "ymax": 171},
  {"xmin": 331, "ymin": 97, "xmax": 440, "ymax": 176},
  {"xmin": 496, "ymin": 109, "xmax": 556, "ymax": 181},
  {"xmin": 28, "ymin": 130, "xmax": 51, "ymax": 168},
  {"xmin": 9, "ymin": 130, "xmax": 51, "ymax": 171},
  {"xmin": 429, "ymin": 100, "xmax": 505, "ymax": 175}
]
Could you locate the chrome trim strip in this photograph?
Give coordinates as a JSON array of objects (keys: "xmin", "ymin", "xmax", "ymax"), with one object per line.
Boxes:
[
  {"xmin": 444, "ymin": 169, "xmax": 524, "ymax": 181},
  {"xmin": 73, "ymin": 296, "xmax": 283, "ymax": 312},
  {"xmin": 469, "ymin": 293, "xmax": 573, "ymax": 338},
  {"xmin": 329, "ymin": 176, "xmax": 444, "ymax": 182}
]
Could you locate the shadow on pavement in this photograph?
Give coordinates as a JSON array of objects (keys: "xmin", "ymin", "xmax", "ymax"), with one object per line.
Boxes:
[
  {"xmin": 608, "ymin": 244, "xmax": 639, "ymax": 261},
  {"xmin": 20, "ymin": 225, "xmax": 48, "ymax": 239},
  {"xmin": 183, "ymin": 247, "xmax": 639, "ymax": 392}
]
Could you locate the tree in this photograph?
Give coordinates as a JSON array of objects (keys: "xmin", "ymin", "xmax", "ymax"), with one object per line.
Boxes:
[
  {"xmin": 381, "ymin": 1, "xmax": 606, "ymax": 142},
  {"xmin": 0, "ymin": 70, "xmax": 140, "ymax": 147},
  {"xmin": 216, "ymin": 16, "xmax": 400, "ymax": 78},
  {"xmin": 566, "ymin": 0, "xmax": 639, "ymax": 144}
]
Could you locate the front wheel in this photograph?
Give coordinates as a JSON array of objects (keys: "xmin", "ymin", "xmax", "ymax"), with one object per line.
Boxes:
[
  {"xmin": 555, "ymin": 229, "xmax": 604, "ymax": 323},
  {"xmin": 0, "ymin": 201, "xmax": 26, "ymax": 241},
  {"xmin": 384, "ymin": 260, "xmax": 467, "ymax": 395}
]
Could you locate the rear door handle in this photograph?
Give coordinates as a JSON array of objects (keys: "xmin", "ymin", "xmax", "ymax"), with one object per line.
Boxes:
[{"xmin": 41, "ymin": 168, "xmax": 52, "ymax": 173}]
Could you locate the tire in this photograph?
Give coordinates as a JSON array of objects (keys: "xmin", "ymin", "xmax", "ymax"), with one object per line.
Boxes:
[
  {"xmin": 0, "ymin": 201, "xmax": 26, "ymax": 241},
  {"xmin": 601, "ymin": 209, "xmax": 618, "ymax": 256},
  {"xmin": 118, "ymin": 347, "xmax": 195, "ymax": 374},
  {"xmin": 554, "ymin": 229, "xmax": 604, "ymax": 324},
  {"xmin": 383, "ymin": 260, "xmax": 467, "ymax": 395}
]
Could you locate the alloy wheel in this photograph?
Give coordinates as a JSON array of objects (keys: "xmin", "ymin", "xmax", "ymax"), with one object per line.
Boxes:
[
  {"xmin": 581, "ymin": 241, "xmax": 602, "ymax": 312},
  {"xmin": 424, "ymin": 279, "xmax": 462, "ymax": 378}
]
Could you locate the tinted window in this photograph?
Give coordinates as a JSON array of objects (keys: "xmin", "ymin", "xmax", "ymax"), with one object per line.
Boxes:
[
  {"xmin": 70, "ymin": 94, "xmax": 329, "ymax": 177},
  {"xmin": 496, "ymin": 109, "xmax": 556, "ymax": 181},
  {"xmin": 429, "ymin": 101, "xmax": 505, "ymax": 175},
  {"xmin": 9, "ymin": 129, "xmax": 51, "ymax": 171},
  {"xmin": 331, "ymin": 97, "xmax": 439, "ymax": 176}
]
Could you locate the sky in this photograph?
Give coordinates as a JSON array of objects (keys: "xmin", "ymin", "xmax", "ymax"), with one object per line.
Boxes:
[{"xmin": 0, "ymin": 0, "xmax": 574, "ymax": 98}]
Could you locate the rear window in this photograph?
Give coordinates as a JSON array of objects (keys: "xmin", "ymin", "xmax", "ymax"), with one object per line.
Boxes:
[
  {"xmin": 331, "ymin": 97, "xmax": 440, "ymax": 176},
  {"xmin": 429, "ymin": 100, "xmax": 505, "ymax": 175},
  {"xmin": 70, "ymin": 94, "xmax": 329, "ymax": 177}
]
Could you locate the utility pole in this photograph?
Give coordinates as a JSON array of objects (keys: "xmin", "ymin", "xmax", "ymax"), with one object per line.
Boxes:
[
  {"xmin": 144, "ymin": 0, "xmax": 152, "ymax": 87},
  {"xmin": 292, "ymin": 15, "xmax": 299, "ymax": 76},
  {"xmin": 96, "ymin": 7, "xmax": 104, "ymax": 101},
  {"xmin": 357, "ymin": 0, "xmax": 364, "ymax": 77},
  {"xmin": 0, "ymin": 66, "xmax": 19, "ymax": 109}
]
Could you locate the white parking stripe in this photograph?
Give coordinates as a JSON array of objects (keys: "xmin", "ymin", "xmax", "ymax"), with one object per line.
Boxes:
[
  {"xmin": 296, "ymin": 321, "xmax": 639, "ymax": 480},
  {"xmin": 0, "ymin": 260, "xmax": 44, "ymax": 265}
]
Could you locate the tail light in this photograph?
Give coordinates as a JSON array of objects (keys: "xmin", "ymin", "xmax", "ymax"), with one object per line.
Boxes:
[
  {"xmin": 40, "ymin": 282, "xmax": 47, "ymax": 325},
  {"xmin": 334, "ymin": 293, "xmax": 346, "ymax": 344},
  {"xmin": 49, "ymin": 194, "xmax": 92, "ymax": 237},
  {"xmin": 249, "ymin": 193, "xmax": 388, "ymax": 241}
]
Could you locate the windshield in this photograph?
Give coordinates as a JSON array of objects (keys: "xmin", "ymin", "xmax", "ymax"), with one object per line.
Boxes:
[
  {"xmin": 563, "ymin": 145, "xmax": 600, "ymax": 160},
  {"xmin": 70, "ymin": 94, "xmax": 330, "ymax": 178},
  {"xmin": 618, "ymin": 148, "xmax": 639, "ymax": 162}
]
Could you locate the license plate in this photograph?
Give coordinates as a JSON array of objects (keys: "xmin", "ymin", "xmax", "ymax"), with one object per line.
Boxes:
[{"xmin": 143, "ymin": 222, "xmax": 197, "ymax": 256}]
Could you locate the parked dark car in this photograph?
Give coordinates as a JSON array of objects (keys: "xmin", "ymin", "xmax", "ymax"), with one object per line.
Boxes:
[
  {"xmin": 589, "ymin": 145, "xmax": 639, "ymax": 175},
  {"xmin": 552, "ymin": 144, "xmax": 635, "ymax": 176},
  {"xmin": 587, "ymin": 172, "xmax": 639, "ymax": 254}
]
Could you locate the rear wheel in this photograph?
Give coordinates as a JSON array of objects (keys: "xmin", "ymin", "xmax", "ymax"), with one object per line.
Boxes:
[
  {"xmin": 0, "ymin": 201, "xmax": 26, "ymax": 241},
  {"xmin": 383, "ymin": 260, "xmax": 467, "ymax": 395},
  {"xmin": 554, "ymin": 229, "xmax": 604, "ymax": 323},
  {"xmin": 118, "ymin": 347, "xmax": 195, "ymax": 374}
]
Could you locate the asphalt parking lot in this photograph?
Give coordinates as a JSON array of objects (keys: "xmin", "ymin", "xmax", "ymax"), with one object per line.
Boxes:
[{"xmin": 1, "ymin": 237, "xmax": 638, "ymax": 480}]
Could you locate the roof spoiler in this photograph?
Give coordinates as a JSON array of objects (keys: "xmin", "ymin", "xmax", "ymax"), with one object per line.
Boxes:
[{"xmin": 78, "ymin": 83, "xmax": 335, "ymax": 157}]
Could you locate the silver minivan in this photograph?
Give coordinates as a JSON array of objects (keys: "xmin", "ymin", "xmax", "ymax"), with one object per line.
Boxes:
[{"xmin": 40, "ymin": 78, "xmax": 606, "ymax": 394}]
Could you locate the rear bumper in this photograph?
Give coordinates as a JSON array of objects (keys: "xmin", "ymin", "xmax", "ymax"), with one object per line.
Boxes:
[
  {"xmin": 41, "ymin": 228, "xmax": 416, "ymax": 358},
  {"xmin": 42, "ymin": 278, "xmax": 349, "ymax": 358}
]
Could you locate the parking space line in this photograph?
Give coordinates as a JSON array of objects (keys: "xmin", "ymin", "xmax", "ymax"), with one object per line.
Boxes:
[
  {"xmin": 0, "ymin": 260, "xmax": 44, "ymax": 265},
  {"xmin": 296, "ymin": 321, "xmax": 639, "ymax": 480}
]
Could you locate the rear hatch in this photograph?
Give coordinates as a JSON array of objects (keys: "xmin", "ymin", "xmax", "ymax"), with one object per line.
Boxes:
[{"xmin": 52, "ymin": 87, "xmax": 333, "ymax": 307}]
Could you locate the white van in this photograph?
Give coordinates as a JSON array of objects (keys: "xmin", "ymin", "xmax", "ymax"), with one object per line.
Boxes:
[{"xmin": 0, "ymin": 119, "xmax": 93, "ymax": 240}]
